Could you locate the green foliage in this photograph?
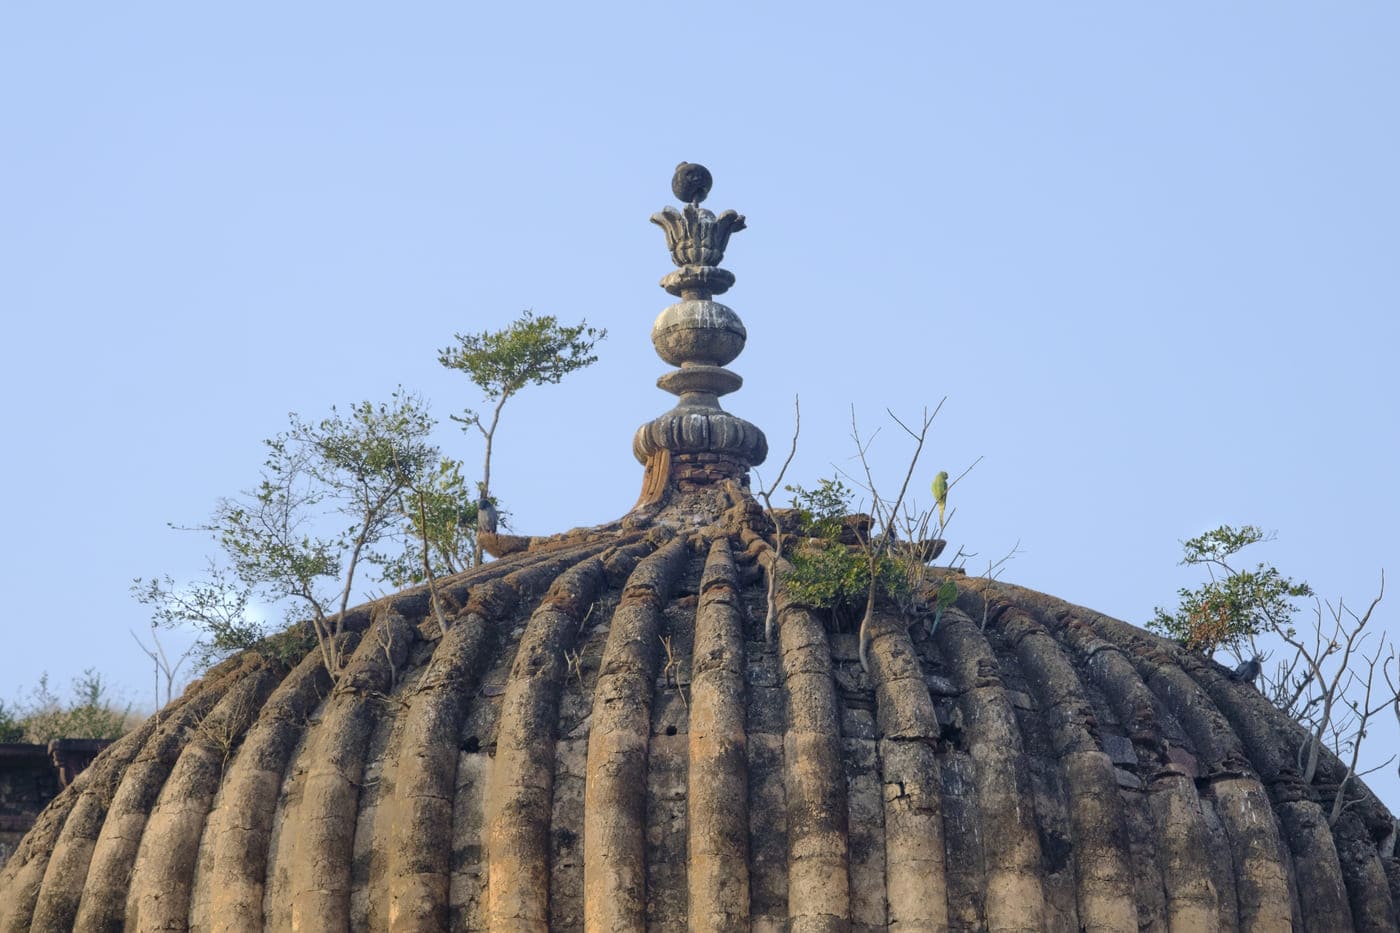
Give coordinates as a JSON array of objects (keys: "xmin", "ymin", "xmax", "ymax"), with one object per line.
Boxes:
[
  {"xmin": 132, "ymin": 565, "xmax": 262, "ymax": 668},
  {"xmin": 0, "ymin": 701, "xmax": 23, "ymax": 742},
  {"xmin": 144, "ymin": 389, "xmax": 478, "ymax": 676},
  {"xmin": 1149, "ymin": 524, "xmax": 1314, "ymax": 654},
  {"xmin": 786, "ymin": 540, "xmax": 878, "ymax": 628},
  {"xmin": 785, "ymin": 478, "xmax": 853, "ymax": 539},
  {"xmin": 3, "ymin": 671, "xmax": 132, "ymax": 743},
  {"xmin": 209, "ymin": 390, "xmax": 437, "ymax": 618},
  {"xmin": 438, "ymin": 310, "xmax": 606, "ymax": 404},
  {"xmin": 783, "ymin": 479, "xmax": 905, "ymax": 628},
  {"xmin": 142, "ymin": 312, "xmax": 599, "ymax": 677},
  {"xmin": 373, "ymin": 458, "xmax": 487, "ymax": 587},
  {"xmin": 439, "ymin": 310, "xmax": 605, "ymax": 563}
]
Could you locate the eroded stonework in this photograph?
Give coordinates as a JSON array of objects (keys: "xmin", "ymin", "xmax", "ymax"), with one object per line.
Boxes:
[{"xmin": 4, "ymin": 165, "xmax": 1397, "ymax": 931}]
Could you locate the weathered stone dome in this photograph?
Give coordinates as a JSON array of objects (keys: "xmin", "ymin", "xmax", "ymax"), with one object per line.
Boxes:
[{"xmin": 3, "ymin": 168, "xmax": 1397, "ymax": 932}]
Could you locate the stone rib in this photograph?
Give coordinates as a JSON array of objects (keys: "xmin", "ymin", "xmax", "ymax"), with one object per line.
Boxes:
[
  {"xmin": 582, "ymin": 533, "xmax": 689, "ymax": 933},
  {"xmin": 1049, "ymin": 611, "xmax": 1224, "ymax": 930},
  {"xmin": 486, "ymin": 544, "xmax": 645, "ymax": 931},
  {"xmin": 63, "ymin": 666, "xmax": 238, "ymax": 932},
  {"xmin": 1208, "ymin": 651, "xmax": 1400, "ymax": 928},
  {"xmin": 385, "ymin": 546, "xmax": 610, "ymax": 933},
  {"xmin": 933, "ymin": 610, "xmax": 1046, "ymax": 932},
  {"xmin": 1332, "ymin": 815, "xmax": 1400, "ymax": 930},
  {"xmin": 282, "ymin": 611, "xmax": 417, "ymax": 932},
  {"xmin": 997, "ymin": 607, "xmax": 1138, "ymax": 931},
  {"xmin": 125, "ymin": 661, "xmax": 282, "ymax": 931},
  {"xmin": 863, "ymin": 614, "xmax": 948, "ymax": 932},
  {"xmin": 198, "ymin": 634, "xmax": 347, "ymax": 933},
  {"xmin": 1078, "ymin": 609, "xmax": 1294, "ymax": 930},
  {"xmin": 686, "ymin": 536, "xmax": 751, "ymax": 933},
  {"xmin": 1273, "ymin": 675, "xmax": 1400, "ymax": 926},
  {"xmin": 1190, "ymin": 655, "xmax": 1362, "ymax": 930},
  {"xmin": 2, "ymin": 717, "xmax": 158, "ymax": 933},
  {"xmin": 768, "ymin": 553, "xmax": 852, "ymax": 932}
]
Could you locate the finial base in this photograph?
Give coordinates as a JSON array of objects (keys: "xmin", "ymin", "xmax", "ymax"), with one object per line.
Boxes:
[{"xmin": 632, "ymin": 409, "xmax": 768, "ymax": 469}]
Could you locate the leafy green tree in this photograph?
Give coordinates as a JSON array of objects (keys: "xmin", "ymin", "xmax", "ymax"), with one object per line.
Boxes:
[
  {"xmin": 1149, "ymin": 524, "xmax": 1313, "ymax": 654},
  {"xmin": 135, "ymin": 312, "xmax": 604, "ymax": 679},
  {"xmin": 787, "ymin": 478, "xmax": 852, "ymax": 540},
  {"xmin": 131, "ymin": 564, "xmax": 260, "ymax": 669},
  {"xmin": 210, "ymin": 390, "xmax": 442, "ymax": 674},
  {"xmin": 136, "ymin": 391, "xmax": 448, "ymax": 680},
  {"xmin": 1152, "ymin": 524, "xmax": 1395, "ymax": 825},
  {"xmin": 439, "ymin": 310, "xmax": 605, "ymax": 562}
]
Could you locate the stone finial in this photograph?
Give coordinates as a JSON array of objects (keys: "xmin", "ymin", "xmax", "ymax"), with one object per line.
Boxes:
[{"xmin": 634, "ymin": 165, "xmax": 767, "ymax": 491}]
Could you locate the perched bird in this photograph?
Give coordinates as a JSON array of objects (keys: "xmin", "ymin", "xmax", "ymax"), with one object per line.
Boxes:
[
  {"xmin": 477, "ymin": 497, "xmax": 498, "ymax": 536},
  {"xmin": 931, "ymin": 471, "xmax": 949, "ymax": 527},
  {"xmin": 929, "ymin": 578, "xmax": 959, "ymax": 636},
  {"xmin": 1230, "ymin": 654, "xmax": 1263, "ymax": 685}
]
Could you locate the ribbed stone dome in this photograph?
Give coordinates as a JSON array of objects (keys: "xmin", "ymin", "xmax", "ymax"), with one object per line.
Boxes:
[
  {"xmin": 4, "ymin": 165, "xmax": 1397, "ymax": 931},
  {"xmin": 1, "ymin": 488, "xmax": 1398, "ymax": 931}
]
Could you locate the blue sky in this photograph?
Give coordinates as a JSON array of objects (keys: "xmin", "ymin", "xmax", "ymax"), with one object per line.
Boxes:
[{"xmin": 3, "ymin": 5, "xmax": 1397, "ymax": 802}]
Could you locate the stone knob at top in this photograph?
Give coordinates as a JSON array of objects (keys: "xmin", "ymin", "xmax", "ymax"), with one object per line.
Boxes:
[{"xmin": 671, "ymin": 161, "xmax": 713, "ymax": 204}]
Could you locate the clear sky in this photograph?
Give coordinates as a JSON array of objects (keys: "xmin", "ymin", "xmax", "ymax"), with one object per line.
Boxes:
[{"xmin": 3, "ymin": 5, "xmax": 1397, "ymax": 804}]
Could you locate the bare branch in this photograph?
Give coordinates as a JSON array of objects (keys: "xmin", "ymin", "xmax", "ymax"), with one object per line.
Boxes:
[
  {"xmin": 753, "ymin": 397, "xmax": 800, "ymax": 644},
  {"xmin": 852, "ymin": 405, "xmax": 935, "ymax": 672}
]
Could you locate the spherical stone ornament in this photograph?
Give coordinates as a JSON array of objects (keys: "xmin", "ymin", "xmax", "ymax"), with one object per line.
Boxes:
[
  {"xmin": 652, "ymin": 300, "xmax": 746, "ymax": 368},
  {"xmin": 671, "ymin": 162, "xmax": 713, "ymax": 204}
]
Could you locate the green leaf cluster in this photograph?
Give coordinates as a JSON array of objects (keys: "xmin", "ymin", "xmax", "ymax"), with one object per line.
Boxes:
[
  {"xmin": 207, "ymin": 389, "xmax": 440, "ymax": 619},
  {"xmin": 1149, "ymin": 524, "xmax": 1314, "ymax": 654},
  {"xmin": 783, "ymin": 479, "xmax": 906, "ymax": 628},
  {"xmin": 146, "ymin": 389, "xmax": 485, "ymax": 674},
  {"xmin": 373, "ymin": 459, "xmax": 488, "ymax": 588},
  {"xmin": 785, "ymin": 478, "xmax": 854, "ymax": 539},
  {"xmin": 438, "ymin": 310, "xmax": 605, "ymax": 402},
  {"xmin": 131, "ymin": 567, "xmax": 263, "ymax": 668}
]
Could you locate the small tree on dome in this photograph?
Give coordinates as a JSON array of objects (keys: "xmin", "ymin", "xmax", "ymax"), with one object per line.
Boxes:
[
  {"xmin": 137, "ymin": 390, "xmax": 460, "ymax": 680},
  {"xmin": 438, "ymin": 310, "xmax": 606, "ymax": 563},
  {"xmin": 1151, "ymin": 524, "xmax": 1395, "ymax": 826}
]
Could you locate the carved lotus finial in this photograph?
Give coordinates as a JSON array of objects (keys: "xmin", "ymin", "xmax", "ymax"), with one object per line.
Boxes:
[{"xmin": 650, "ymin": 205, "xmax": 747, "ymax": 269}]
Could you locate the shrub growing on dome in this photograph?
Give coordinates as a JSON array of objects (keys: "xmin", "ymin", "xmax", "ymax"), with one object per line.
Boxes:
[{"xmin": 783, "ymin": 478, "xmax": 905, "ymax": 630}]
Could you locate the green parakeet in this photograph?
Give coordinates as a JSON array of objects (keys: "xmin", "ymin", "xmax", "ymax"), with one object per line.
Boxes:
[
  {"xmin": 931, "ymin": 471, "xmax": 949, "ymax": 526},
  {"xmin": 930, "ymin": 578, "xmax": 958, "ymax": 635}
]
